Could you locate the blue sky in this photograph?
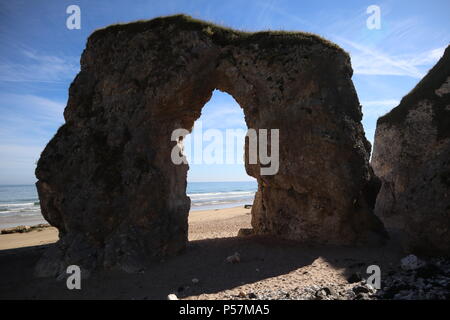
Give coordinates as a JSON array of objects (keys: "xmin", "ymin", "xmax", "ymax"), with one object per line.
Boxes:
[{"xmin": 0, "ymin": 0, "xmax": 449, "ymax": 184}]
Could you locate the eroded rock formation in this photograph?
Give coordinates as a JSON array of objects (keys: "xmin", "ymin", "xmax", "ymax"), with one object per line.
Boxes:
[
  {"xmin": 372, "ymin": 45, "xmax": 450, "ymax": 256},
  {"xmin": 35, "ymin": 15, "xmax": 384, "ymax": 276}
]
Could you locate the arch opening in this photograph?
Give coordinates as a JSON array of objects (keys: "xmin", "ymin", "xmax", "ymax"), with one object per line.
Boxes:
[{"xmin": 183, "ymin": 89, "xmax": 257, "ymax": 240}]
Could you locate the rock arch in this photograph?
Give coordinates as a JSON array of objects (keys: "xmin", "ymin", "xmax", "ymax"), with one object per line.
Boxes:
[{"xmin": 35, "ymin": 15, "xmax": 384, "ymax": 276}]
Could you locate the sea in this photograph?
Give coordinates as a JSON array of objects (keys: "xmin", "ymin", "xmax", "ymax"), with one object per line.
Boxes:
[{"xmin": 0, "ymin": 181, "xmax": 257, "ymax": 229}]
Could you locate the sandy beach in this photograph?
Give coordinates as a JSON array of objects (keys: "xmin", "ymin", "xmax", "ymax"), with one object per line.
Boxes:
[
  {"xmin": 0, "ymin": 206, "xmax": 408, "ymax": 300},
  {"xmin": 0, "ymin": 207, "xmax": 250, "ymax": 250}
]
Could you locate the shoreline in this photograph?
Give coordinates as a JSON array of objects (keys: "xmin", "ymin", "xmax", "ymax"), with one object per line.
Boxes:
[
  {"xmin": 0, "ymin": 205, "xmax": 252, "ymax": 251},
  {"xmin": 0, "ymin": 182, "xmax": 256, "ymax": 230},
  {"xmin": 0, "ymin": 202, "xmax": 255, "ymax": 230}
]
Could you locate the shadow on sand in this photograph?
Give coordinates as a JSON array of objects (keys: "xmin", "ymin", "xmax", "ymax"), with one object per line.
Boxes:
[{"xmin": 0, "ymin": 235, "xmax": 404, "ymax": 299}]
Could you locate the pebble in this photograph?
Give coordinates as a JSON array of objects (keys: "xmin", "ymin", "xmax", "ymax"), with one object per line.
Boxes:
[
  {"xmin": 226, "ymin": 256, "xmax": 450, "ymax": 300},
  {"xmin": 401, "ymin": 254, "xmax": 425, "ymax": 271},
  {"xmin": 226, "ymin": 252, "xmax": 241, "ymax": 264}
]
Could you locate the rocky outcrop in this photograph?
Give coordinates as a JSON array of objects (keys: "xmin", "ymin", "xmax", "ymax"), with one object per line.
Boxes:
[
  {"xmin": 372, "ymin": 45, "xmax": 450, "ymax": 256},
  {"xmin": 35, "ymin": 15, "xmax": 384, "ymax": 276}
]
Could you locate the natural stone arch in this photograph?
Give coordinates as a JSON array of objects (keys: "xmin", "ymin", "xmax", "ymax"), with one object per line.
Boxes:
[{"xmin": 35, "ymin": 15, "xmax": 384, "ymax": 276}]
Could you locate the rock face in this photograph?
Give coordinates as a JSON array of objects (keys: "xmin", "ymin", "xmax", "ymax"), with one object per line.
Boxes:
[
  {"xmin": 372, "ymin": 45, "xmax": 450, "ymax": 256},
  {"xmin": 35, "ymin": 15, "xmax": 384, "ymax": 276}
]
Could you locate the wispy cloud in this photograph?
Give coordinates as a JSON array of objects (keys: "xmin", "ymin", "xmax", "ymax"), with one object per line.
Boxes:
[
  {"xmin": 200, "ymin": 101, "xmax": 246, "ymax": 130},
  {"xmin": 0, "ymin": 49, "xmax": 79, "ymax": 83},
  {"xmin": 0, "ymin": 93, "xmax": 65, "ymax": 183},
  {"xmin": 0, "ymin": 93, "xmax": 65, "ymax": 145},
  {"xmin": 402, "ymin": 47, "xmax": 446, "ymax": 66},
  {"xmin": 251, "ymin": 1, "xmax": 447, "ymax": 80},
  {"xmin": 256, "ymin": 0, "xmax": 276, "ymax": 28},
  {"xmin": 339, "ymin": 38, "xmax": 445, "ymax": 78},
  {"xmin": 254, "ymin": 0, "xmax": 312, "ymax": 29}
]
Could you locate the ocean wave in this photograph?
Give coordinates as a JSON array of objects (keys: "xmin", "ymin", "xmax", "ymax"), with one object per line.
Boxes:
[
  {"xmin": 0, "ymin": 198, "xmax": 39, "ymax": 203},
  {"xmin": 0, "ymin": 203, "xmax": 41, "ymax": 217},
  {"xmin": 189, "ymin": 191, "xmax": 255, "ymax": 201},
  {"xmin": 0, "ymin": 202, "xmax": 37, "ymax": 208},
  {"xmin": 188, "ymin": 190, "xmax": 254, "ymax": 197},
  {"xmin": 0, "ymin": 188, "xmax": 255, "ymax": 217},
  {"xmin": 191, "ymin": 197, "xmax": 254, "ymax": 207},
  {"xmin": 17, "ymin": 212, "xmax": 41, "ymax": 217}
]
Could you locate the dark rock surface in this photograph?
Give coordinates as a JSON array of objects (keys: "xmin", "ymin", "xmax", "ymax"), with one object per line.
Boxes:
[
  {"xmin": 372, "ymin": 45, "xmax": 450, "ymax": 256},
  {"xmin": 35, "ymin": 15, "xmax": 384, "ymax": 276}
]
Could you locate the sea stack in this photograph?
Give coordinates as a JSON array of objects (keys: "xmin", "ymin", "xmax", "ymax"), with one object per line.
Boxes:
[
  {"xmin": 372, "ymin": 45, "xmax": 450, "ymax": 256},
  {"xmin": 35, "ymin": 15, "xmax": 385, "ymax": 276}
]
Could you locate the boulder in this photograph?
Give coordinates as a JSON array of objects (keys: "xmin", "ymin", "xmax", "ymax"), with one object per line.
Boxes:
[
  {"xmin": 167, "ymin": 294, "xmax": 178, "ymax": 300},
  {"xmin": 372, "ymin": 45, "xmax": 450, "ymax": 256},
  {"xmin": 226, "ymin": 252, "xmax": 241, "ymax": 264},
  {"xmin": 237, "ymin": 228, "xmax": 254, "ymax": 237}
]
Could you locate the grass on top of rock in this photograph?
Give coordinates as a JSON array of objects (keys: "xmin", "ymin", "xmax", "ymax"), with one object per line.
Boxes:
[
  {"xmin": 88, "ymin": 14, "xmax": 345, "ymax": 53},
  {"xmin": 377, "ymin": 45, "xmax": 450, "ymax": 139}
]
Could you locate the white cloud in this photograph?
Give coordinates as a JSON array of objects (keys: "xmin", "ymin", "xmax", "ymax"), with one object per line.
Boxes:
[
  {"xmin": 254, "ymin": 0, "xmax": 312, "ymax": 29},
  {"xmin": 0, "ymin": 93, "xmax": 65, "ymax": 145},
  {"xmin": 0, "ymin": 49, "xmax": 79, "ymax": 83},
  {"xmin": 245, "ymin": 4, "xmax": 446, "ymax": 80},
  {"xmin": 339, "ymin": 38, "xmax": 445, "ymax": 79},
  {"xmin": 0, "ymin": 94, "xmax": 64, "ymax": 184},
  {"xmin": 404, "ymin": 47, "xmax": 446, "ymax": 66},
  {"xmin": 0, "ymin": 93, "xmax": 64, "ymax": 126},
  {"xmin": 200, "ymin": 102, "xmax": 246, "ymax": 129}
]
